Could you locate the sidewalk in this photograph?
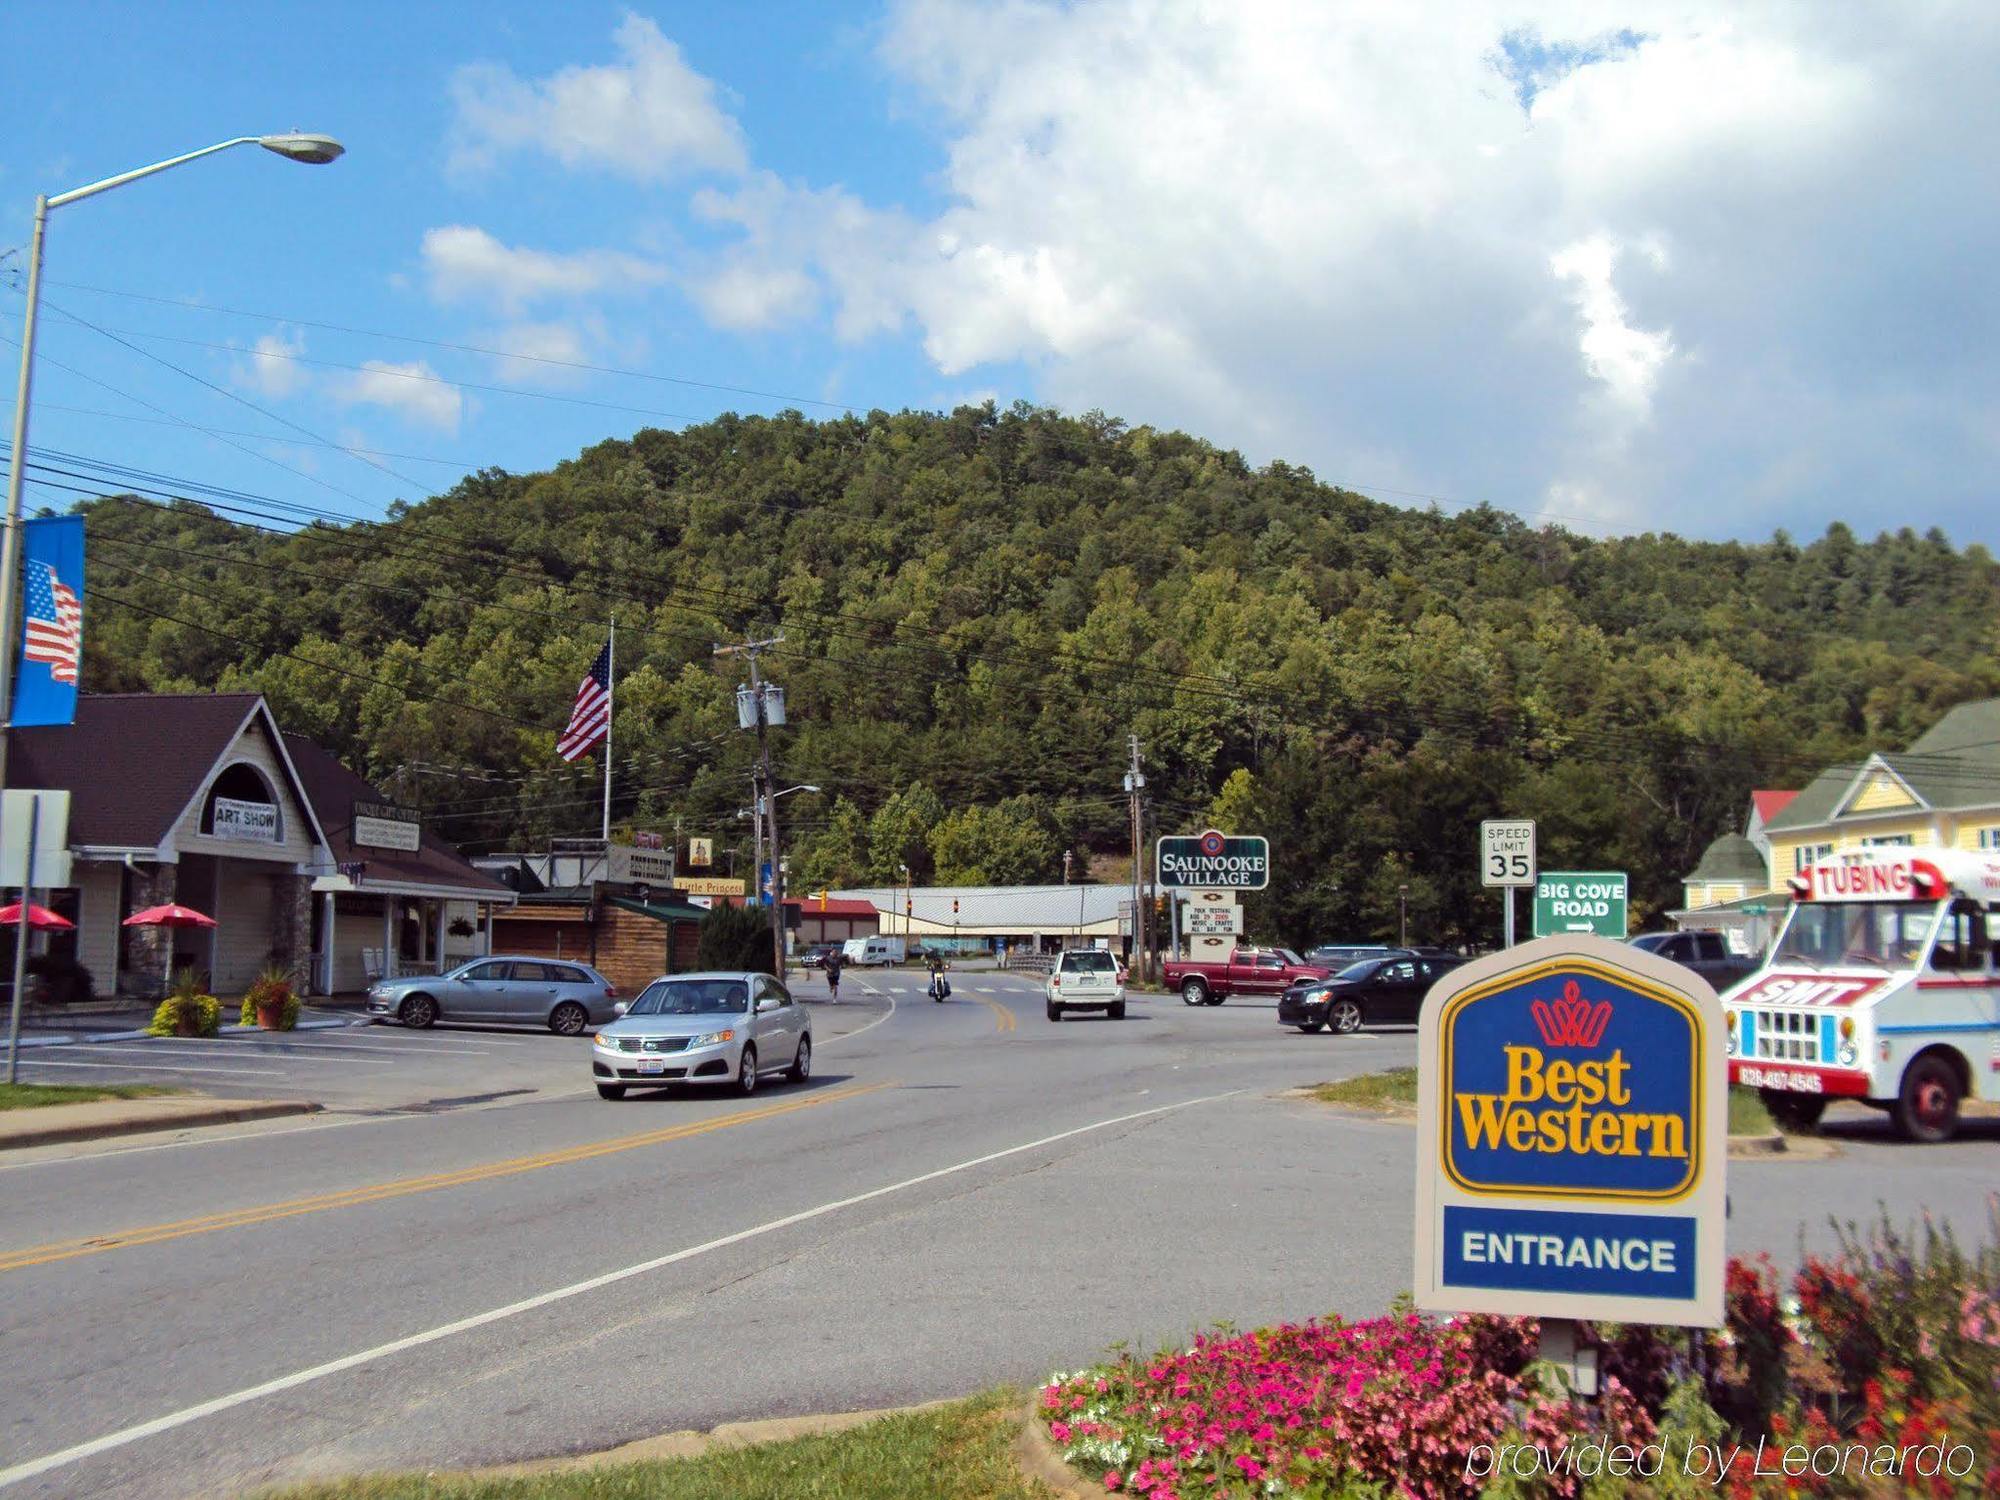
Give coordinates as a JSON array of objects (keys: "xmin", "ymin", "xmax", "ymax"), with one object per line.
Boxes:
[{"xmin": 0, "ymin": 1095, "xmax": 320, "ymax": 1150}]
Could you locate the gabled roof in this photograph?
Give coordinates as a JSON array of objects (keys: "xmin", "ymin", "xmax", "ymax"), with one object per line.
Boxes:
[
  {"xmin": 284, "ymin": 734, "xmax": 509, "ymax": 899},
  {"xmin": 12, "ymin": 693, "xmax": 321, "ymax": 851},
  {"xmin": 1750, "ymin": 790, "xmax": 1797, "ymax": 824},
  {"xmin": 1763, "ymin": 697, "xmax": 2000, "ymax": 833}
]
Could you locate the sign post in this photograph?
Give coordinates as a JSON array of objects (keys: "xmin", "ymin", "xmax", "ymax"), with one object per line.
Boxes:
[
  {"xmin": 1415, "ymin": 935, "xmax": 1726, "ymax": 1387},
  {"xmin": 1533, "ymin": 872, "xmax": 1629, "ymax": 939},
  {"xmin": 1480, "ymin": 819, "xmax": 1536, "ymax": 950}
]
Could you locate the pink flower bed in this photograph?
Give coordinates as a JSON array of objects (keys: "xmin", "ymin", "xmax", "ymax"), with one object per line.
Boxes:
[{"xmin": 1040, "ymin": 1311, "xmax": 1651, "ymax": 1499}]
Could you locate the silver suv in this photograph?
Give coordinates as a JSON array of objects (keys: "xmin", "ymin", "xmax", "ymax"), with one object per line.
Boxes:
[{"xmin": 1046, "ymin": 949, "xmax": 1127, "ymax": 1021}]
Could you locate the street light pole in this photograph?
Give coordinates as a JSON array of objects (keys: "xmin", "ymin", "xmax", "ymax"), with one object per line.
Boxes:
[{"xmin": 0, "ymin": 134, "xmax": 342, "ymax": 788}]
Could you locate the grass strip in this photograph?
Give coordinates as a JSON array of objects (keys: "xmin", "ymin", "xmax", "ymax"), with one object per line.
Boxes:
[
  {"xmin": 256, "ymin": 1390, "xmax": 1050, "ymax": 1500},
  {"xmin": 1728, "ymin": 1084, "xmax": 1778, "ymax": 1136},
  {"xmin": 1310, "ymin": 1068, "xmax": 1417, "ymax": 1112},
  {"xmin": 0, "ymin": 1083, "xmax": 178, "ymax": 1112}
]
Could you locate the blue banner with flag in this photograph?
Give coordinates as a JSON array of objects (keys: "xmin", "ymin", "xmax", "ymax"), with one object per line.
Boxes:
[{"xmin": 12, "ymin": 515, "xmax": 84, "ymax": 727}]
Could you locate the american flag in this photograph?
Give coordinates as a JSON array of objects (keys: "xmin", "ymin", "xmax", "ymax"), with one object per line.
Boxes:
[
  {"xmin": 23, "ymin": 560, "xmax": 81, "ymax": 685},
  {"xmin": 556, "ymin": 637, "xmax": 612, "ymax": 760}
]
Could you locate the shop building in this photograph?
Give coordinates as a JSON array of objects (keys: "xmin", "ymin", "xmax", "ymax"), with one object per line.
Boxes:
[
  {"xmin": 282, "ymin": 735, "xmax": 513, "ymax": 993},
  {"xmin": 13, "ymin": 694, "xmax": 328, "ymax": 996}
]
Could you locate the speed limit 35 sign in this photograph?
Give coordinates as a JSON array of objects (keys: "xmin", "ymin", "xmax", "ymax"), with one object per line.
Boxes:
[{"xmin": 1480, "ymin": 819, "xmax": 1536, "ymax": 888}]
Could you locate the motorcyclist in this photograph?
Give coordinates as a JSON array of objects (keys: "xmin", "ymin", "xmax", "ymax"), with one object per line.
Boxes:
[{"xmin": 927, "ymin": 948, "xmax": 949, "ymax": 1002}]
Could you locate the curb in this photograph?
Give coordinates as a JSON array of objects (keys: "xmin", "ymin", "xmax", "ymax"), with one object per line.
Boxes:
[
  {"xmin": 1016, "ymin": 1407, "xmax": 1096, "ymax": 1499},
  {"xmin": 0, "ymin": 1098, "xmax": 320, "ymax": 1151},
  {"xmin": 464, "ymin": 1399, "xmax": 957, "ymax": 1479}
]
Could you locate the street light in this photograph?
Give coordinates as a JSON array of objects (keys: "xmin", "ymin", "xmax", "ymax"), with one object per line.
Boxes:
[{"xmin": 0, "ymin": 133, "xmax": 343, "ymax": 785}]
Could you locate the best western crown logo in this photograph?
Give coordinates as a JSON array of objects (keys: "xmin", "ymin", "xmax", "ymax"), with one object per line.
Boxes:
[
  {"xmin": 1442, "ymin": 963, "xmax": 1703, "ymax": 1203},
  {"xmin": 1530, "ymin": 981, "xmax": 1612, "ymax": 1048}
]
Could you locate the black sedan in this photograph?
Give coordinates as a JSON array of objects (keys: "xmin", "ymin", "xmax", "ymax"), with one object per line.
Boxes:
[{"xmin": 1277, "ymin": 955, "xmax": 1465, "ymax": 1034}]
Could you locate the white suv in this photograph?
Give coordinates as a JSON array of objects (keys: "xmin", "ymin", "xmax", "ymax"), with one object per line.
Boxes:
[{"xmin": 1046, "ymin": 949, "xmax": 1126, "ymax": 1022}]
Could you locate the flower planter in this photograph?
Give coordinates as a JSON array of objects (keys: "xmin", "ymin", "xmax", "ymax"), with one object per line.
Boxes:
[
  {"xmin": 175, "ymin": 1008, "xmax": 203, "ymax": 1037},
  {"xmin": 256, "ymin": 1001, "xmax": 285, "ymax": 1030}
]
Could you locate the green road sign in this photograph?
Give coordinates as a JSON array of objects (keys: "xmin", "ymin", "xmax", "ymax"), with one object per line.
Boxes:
[{"xmin": 1532, "ymin": 871, "xmax": 1628, "ymax": 938}]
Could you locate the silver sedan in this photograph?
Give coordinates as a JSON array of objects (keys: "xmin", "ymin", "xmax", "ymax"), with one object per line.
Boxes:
[
  {"xmin": 590, "ymin": 972, "xmax": 811, "ymax": 1100},
  {"xmin": 367, "ymin": 957, "xmax": 620, "ymax": 1034}
]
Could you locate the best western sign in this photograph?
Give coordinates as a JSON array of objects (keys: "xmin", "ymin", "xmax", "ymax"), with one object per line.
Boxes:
[
  {"xmin": 1155, "ymin": 829, "xmax": 1269, "ymax": 890},
  {"xmin": 1415, "ymin": 936, "xmax": 1725, "ymax": 1326}
]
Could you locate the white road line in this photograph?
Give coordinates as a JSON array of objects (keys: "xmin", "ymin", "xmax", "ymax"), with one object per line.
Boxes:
[
  {"xmin": 228, "ymin": 1039, "xmax": 496, "ymax": 1057},
  {"xmin": 19, "ymin": 1058, "xmax": 288, "ymax": 1078},
  {"xmin": 0, "ymin": 1088, "xmax": 1242, "ymax": 1490}
]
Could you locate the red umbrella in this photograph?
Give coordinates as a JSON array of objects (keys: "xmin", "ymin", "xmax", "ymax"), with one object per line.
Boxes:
[
  {"xmin": 123, "ymin": 904, "xmax": 219, "ymax": 929},
  {"xmin": 0, "ymin": 902, "xmax": 73, "ymax": 931}
]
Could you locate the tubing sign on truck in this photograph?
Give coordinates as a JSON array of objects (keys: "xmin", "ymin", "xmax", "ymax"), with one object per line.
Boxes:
[{"xmin": 1415, "ymin": 934, "xmax": 1725, "ymax": 1328}]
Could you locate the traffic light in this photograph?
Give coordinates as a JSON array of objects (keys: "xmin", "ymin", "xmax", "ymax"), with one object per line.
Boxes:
[
  {"xmin": 816, "ymin": 890, "xmax": 828, "ymax": 912},
  {"xmin": 906, "ymin": 898, "xmax": 914, "ymax": 916},
  {"xmin": 952, "ymin": 898, "xmax": 960, "ymax": 916}
]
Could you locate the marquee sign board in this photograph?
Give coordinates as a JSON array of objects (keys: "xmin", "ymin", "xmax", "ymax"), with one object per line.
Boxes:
[
  {"xmin": 1181, "ymin": 903, "xmax": 1244, "ymax": 936},
  {"xmin": 673, "ymin": 876, "xmax": 745, "ymax": 897},
  {"xmin": 1155, "ymin": 829, "xmax": 1269, "ymax": 890},
  {"xmin": 212, "ymin": 797, "xmax": 279, "ymax": 843},
  {"xmin": 1414, "ymin": 935, "xmax": 1725, "ymax": 1327}
]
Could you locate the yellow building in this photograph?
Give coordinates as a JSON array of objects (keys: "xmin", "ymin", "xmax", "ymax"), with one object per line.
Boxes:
[
  {"xmin": 1761, "ymin": 697, "xmax": 2000, "ymax": 877},
  {"xmin": 1674, "ymin": 697, "xmax": 2000, "ymax": 952}
]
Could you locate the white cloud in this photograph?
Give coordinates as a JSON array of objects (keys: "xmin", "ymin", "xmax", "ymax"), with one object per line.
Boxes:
[
  {"xmin": 330, "ymin": 360, "xmax": 466, "ymax": 433},
  {"xmin": 676, "ymin": 0, "xmax": 2000, "ymax": 540},
  {"xmin": 421, "ymin": 225, "xmax": 666, "ymax": 314},
  {"xmin": 236, "ymin": 328, "xmax": 307, "ymax": 399},
  {"xmin": 448, "ymin": 12, "xmax": 746, "ymax": 180},
  {"xmin": 477, "ymin": 319, "xmax": 610, "ymax": 387},
  {"xmin": 1549, "ymin": 235, "xmax": 1675, "ymax": 420}
]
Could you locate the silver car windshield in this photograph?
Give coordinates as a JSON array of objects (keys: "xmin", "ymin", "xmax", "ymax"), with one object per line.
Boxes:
[{"xmin": 627, "ymin": 979, "xmax": 750, "ymax": 1016}]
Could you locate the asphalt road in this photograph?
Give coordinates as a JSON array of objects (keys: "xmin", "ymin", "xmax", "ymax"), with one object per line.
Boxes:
[{"xmin": 2, "ymin": 968, "xmax": 1996, "ymax": 1498}]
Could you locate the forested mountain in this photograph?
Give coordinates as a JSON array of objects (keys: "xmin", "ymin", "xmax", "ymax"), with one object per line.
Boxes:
[{"xmin": 75, "ymin": 402, "xmax": 2000, "ymax": 946}]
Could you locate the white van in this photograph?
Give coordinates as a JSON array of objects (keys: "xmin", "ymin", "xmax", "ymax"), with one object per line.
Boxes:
[{"xmin": 841, "ymin": 936, "xmax": 906, "ymax": 967}]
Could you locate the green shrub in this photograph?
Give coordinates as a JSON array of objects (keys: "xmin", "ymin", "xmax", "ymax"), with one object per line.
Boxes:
[
  {"xmin": 696, "ymin": 900, "xmax": 776, "ymax": 973},
  {"xmin": 147, "ymin": 968, "xmax": 220, "ymax": 1037},
  {"xmin": 239, "ymin": 965, "xmax": 300, "ymax": 1029}
]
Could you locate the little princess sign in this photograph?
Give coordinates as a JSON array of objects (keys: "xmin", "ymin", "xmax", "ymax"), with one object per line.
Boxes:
[{"xmin": 1414, "ymin": 935, "xmax": 1725, "ymax": 1327}]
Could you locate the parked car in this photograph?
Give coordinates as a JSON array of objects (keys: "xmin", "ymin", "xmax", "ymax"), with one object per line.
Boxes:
[
  {"xmin": 1163, "ymin": 945, "xmax": 1333, "ymax": 1005},
  {"xmin": 1628, "ymin": 930, "xmax": 1759, "ymax": 992},
  {"xmin": 368, "ymin": 957, "xmax": 619, "ymax": 1034},
  {"xmin": 798, "ymin": 944, "xmax": 839, "ymax": 969},
  {"xmin": 1046, "ymin": 948, "xmax": 1126, "ymax": 1021},
  {"xmin": 1304, "ymin": 943, "xmax": 1406, "ymax": 970},
  {"xmin": 590, "ymin": 971, "xmax": 812, "ymax": 1100},
  {"xmin": 1277, "ymin": 954, "xmax": 1466, "ymax": 1034}
]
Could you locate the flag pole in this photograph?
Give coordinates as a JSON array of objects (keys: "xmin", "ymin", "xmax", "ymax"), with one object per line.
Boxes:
[{"xmin": 601, "ymin": 614, "xmax": 614, "ymax": 843}]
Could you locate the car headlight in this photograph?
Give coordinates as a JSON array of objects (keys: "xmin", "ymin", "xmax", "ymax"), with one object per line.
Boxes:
[
  {"xmin": 1306, "ymin": 987, "xmax": 1332, "ymax": 1003},
  {"xmin": 1837, "ymin": 1043, "xmax": 1858, "ymax": 1066},
  {"xmin": 693, "ymin": 1029, "xmax": 736, "ymax": 1046},
  {"xmin": 593, "ymin": 1032, "xmax": 613, "ymax": 1048}
]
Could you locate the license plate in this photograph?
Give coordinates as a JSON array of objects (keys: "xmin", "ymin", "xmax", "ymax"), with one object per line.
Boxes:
[
  {"xmin": 637, "ymin": 1058, "xmax": 666, "ymax": 1075},
  {"xmin": 1740, "ymin": 1064, "xmax": 1822, "ymax": 1094}
]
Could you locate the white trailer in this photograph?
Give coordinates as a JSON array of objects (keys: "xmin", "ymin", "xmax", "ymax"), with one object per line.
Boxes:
[
  {"xmin": 1725, "ymin": 846, "xmax": 2000, "ymax": 1141},
  {"xmin": 841, "ymin": 935, "xmax": 906, "ymax": 967}
]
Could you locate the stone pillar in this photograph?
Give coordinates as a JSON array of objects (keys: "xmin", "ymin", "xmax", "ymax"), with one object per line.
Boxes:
[
  {"xmin": 269, "ymin": 873, "xmax": 314, "ymax": 992},
  {"xmin": 124, "ymin": 862, "xmax": 177, "ymax": 998}
]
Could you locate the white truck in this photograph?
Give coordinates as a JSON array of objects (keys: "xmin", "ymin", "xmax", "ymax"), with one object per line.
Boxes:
[
  {"xmin": 841, "ymin": 935, "xmax": 906, "ymax": 967},
  {"xmin": 1725, "ymin": 845, "xmax": 1999, "ymax": 1141}
]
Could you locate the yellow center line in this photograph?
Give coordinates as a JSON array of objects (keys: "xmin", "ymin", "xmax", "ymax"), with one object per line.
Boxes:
[
  {"xmin": 977, "ymin": 997, "xmax": 1017, "ymax": 1034},
  {"xmin": 0, "ymin": 1082, "xmax": 892, "ymax": 1275}
]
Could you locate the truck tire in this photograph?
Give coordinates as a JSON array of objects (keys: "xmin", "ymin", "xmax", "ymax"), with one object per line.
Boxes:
[
  {"xmin": 1204, "ymin": 993, "xmax": 1226, "ymax": 1006},
  {"xmin": 1758, "ymin": 1089, "xmax": 1827, "ymax": 1133},
  {"xmin": 1180, "ymin": 978, "xmax": 1209, "ymax": 1006},
  {"xmin": 1892, "ymin": 1053, "xmax": 1962, "ymax": 1143}
]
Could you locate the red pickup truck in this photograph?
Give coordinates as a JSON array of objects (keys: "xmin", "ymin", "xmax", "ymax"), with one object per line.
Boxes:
[{"xmin": 1163, "ymin": 947, "xmax": 1333, "ymax": 1006}]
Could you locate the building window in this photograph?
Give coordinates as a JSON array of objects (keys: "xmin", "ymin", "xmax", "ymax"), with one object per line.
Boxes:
[
  {"xmin": 1861, "ymin": 834, "xmax": 1914, "ymax": 849},
  {"xmin": 1793, "ymin": 844, "xmax": 1833, "ymax": 873},
  {"xmin": 1979, "ymin": 828, "xmax": 2000, "ymax": 851}
]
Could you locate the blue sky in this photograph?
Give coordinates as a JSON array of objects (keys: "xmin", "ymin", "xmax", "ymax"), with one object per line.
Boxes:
[{"xmin": 2, "ymin": 2, "xmax": 1994, "ymax": 546}]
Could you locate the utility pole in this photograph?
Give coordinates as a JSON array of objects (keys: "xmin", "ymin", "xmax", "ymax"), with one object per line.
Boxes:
[
  {"xmin": 1399, "ymin": 882, "xmax": 1410, "ymax": 949},
  {"xmin": 715, "ymin": 633, "xmax": 787, "ymax": 978},
  {"xmin": 1124, "ymin": 734, "xmax": 1146, "ymax": 983}
]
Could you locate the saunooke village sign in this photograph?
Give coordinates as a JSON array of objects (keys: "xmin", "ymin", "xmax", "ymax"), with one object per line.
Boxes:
[{"xmin": 1416, "ymin": 934, "xmax": 1726, "ymax": 1333}]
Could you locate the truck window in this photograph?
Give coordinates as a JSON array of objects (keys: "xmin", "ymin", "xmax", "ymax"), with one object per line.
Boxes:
[
  {"xmin": 1695, "ymin": 933, "xmax": 1725, "ymax": 961},
  {"xmin": 1929, "ymin": 903, "xmax": 1988, "ymax": 972},
  {"xmin": 1255, "ymin": 955, "xmax": 1284, "ymax": 970}
]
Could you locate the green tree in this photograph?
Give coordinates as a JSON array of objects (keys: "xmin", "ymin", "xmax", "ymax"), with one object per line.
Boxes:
[
  {"xmin": 929, "ymin": 797, "xmax": 1061, "ymax": 884},
  {"xmin": 868, "ymin": 783, "xmax": 946, "ymax": 884},
  {"xmin": 694, "ymin": 901, "xmax": 773, "ymax": 974}
]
